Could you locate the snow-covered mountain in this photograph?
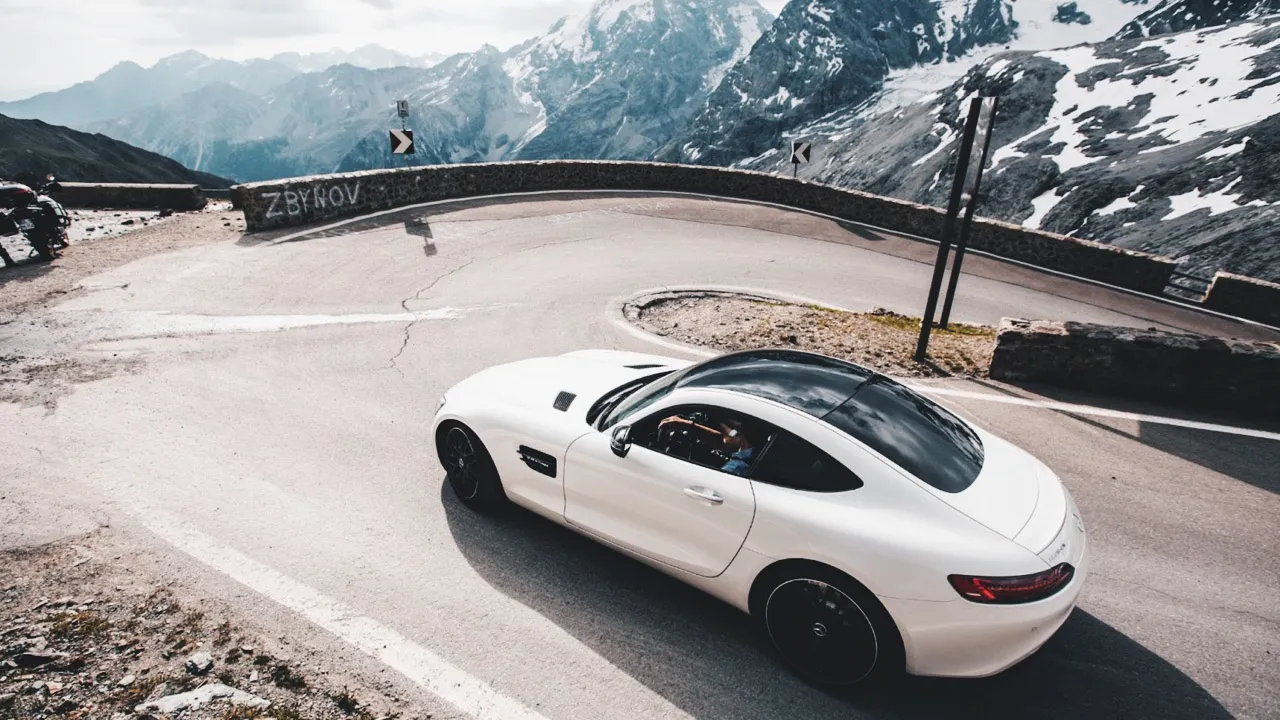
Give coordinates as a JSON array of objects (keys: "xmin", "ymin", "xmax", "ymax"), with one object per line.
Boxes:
[
  {"xmin": 337, "ymin": 0, "xmax": 775, "ymax": 171},
  {"xmin": 658, "ymin": 0, "xmax": 1153, "ymax": 166},
  {"xmin": 0, "ymin": 52, "xmax": 298, "ymax": 128},
  {"xmin": 504, "ymin": 0, "xmax": 774, "ymax": 160},
  {"xmin": 269, "ymin": 45, "xmax": 446, "ymax": 73},
  {"xmin": 739, "ymin": 16, "xmax": 1280, "ymax": 282}
]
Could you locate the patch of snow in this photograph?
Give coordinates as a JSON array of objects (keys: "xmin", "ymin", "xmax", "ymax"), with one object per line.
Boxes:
[
  {"xmin": 807, "ymin": 0, "xmax": 833, "ymax": 22},
  {"xmin": 1162, "ymin": 177, "xmax": 1268, "ymax": 220},
  {"xmin": 704, "ymin": 3, "xmax": 771, "ymax": 91},
  {"xmin": 1006, "ymin": 0, "xmax": 1146, "ymax": 49},
  {"xmin": 1199, "ymin": 137, "xmax": 1249, "ymax": 160},
  {"xmin": 596, "ymin": 0, "xmax": 654, "ymax": 28},
  {"xmin": 995, "ymin": 22, "xmax": 1280, "ymax": 174},
  {"xmin": 935, "ymin": 0, "xmax": 973, "ymax": 43},
  {"xmin": 1025, "ymin": 187, "xmax": 1071, "ymax": 229},
  {"xmin": 912, "ymin": 122, "xmax": 959, "ymax": 167},
  {"xmin": 1094, "ymin": 187, "xmax": 1141, "ymax": 216}
]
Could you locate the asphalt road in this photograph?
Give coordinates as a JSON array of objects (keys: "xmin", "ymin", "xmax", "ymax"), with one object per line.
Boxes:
[{"xmin": 2, "ymin": 193, "xmax": 1278, "ymax": 720}]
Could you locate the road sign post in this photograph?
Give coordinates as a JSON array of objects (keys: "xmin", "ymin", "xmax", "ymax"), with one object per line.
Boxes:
[
  {"xmin": 393, "ymin": 100, "xmax": 413, "ymax": 167},
  {"xmin": 939, "ymin": 96, "xmax": 999, "ymax": 329},
  {"xmin": 913, "ymin": 96, "xmax": 996, "ymax": 363},
  {"xmin": 790, "ymin": 141, "xmax": 811, "ymax": 179}
]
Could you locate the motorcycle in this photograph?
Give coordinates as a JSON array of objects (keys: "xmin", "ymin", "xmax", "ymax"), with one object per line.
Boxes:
[{"xmin": 0, "ymin": 173, "xmax": 72, "ymax": 265}]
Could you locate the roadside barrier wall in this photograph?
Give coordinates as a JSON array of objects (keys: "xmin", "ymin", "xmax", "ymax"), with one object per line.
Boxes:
[
  {"xmin": 1203, "ymin": 271, "xmax": 1280, "ymax": 327},
  {"xmin": 57, "ymin": 182, "xmax": 207, "ymax": 211},
  {"xmin": 988, "ymin": 318, "xmax": 1280, "ymax": 419},
  {"xmin": 230, "ymin": 161, "xmax": 1178, "ymax": 296}
]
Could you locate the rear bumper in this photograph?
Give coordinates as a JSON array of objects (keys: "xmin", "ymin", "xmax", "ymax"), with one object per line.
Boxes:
[{"xmin": 883, "ymin": 537, "xmax": 1089, "ymax": 678}]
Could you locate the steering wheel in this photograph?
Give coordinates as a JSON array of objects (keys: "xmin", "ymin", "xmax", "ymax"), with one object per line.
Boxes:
[{"xmin": 658, "ymin": 422, "xmax": 696, "ymax": 459}]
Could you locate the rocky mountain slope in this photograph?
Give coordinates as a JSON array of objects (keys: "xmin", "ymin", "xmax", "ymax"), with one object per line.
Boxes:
[
  {"xmin": 741, "ymin": 16, "xmax": 1280, "ymax": 282},
  {"xmin": 0, "ymin": 114, "xmax": 231, "ymax": 187},
  {"xmin": 1115, "ymin": 0, "xmax": 1280, "ymax": 37},
  {"xmin": 657, "ymin": 0, "xmax": 1152, "ymax": 166}
]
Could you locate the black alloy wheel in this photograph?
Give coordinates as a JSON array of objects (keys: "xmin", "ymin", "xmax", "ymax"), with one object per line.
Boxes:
[
  {"xmin": 439, "ymin": 424, "xmax": 506, "ymax": 512},
  {"xmin": 762, "ymin": 571, "xmax": 896, "ymax": 681}
]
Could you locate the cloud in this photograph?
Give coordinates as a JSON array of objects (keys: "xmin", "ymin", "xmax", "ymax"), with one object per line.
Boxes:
[
  {"xmin": 135, "ymin": 0, "xmax": 343, "ymax": 43},
  {"xmin": 384, "ymin": 0, "xmax": 587, "ymax": 34},
  {"xmin": 360, "ymin": 0, "xmax": 394, "ymax": 7}
]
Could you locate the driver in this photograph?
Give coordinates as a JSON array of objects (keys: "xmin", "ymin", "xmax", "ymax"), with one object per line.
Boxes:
[{"xmin": 657, "ymin": 415, "xmax": 756, "ymax": 476}]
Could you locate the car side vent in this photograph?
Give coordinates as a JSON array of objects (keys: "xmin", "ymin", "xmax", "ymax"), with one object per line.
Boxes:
[
  {"xmin": 553, "ymin": 391, "xmax": 576, "ymax": 411},
  {"xmin": 518, "ymin": 446, "xmax": 557, "ymax": 478},
  {"xmin": 625, "ymin": 363, "xmax": 666, "ymax": 369}
]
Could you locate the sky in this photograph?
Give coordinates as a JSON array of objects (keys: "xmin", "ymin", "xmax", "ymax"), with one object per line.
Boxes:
[{"xmin": 0, "ymin": 0, "xmax": 790, "ymax": 101}]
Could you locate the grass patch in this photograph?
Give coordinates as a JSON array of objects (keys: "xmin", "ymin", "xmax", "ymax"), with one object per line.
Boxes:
[
  {"xmin": 48, "ymin": 610, "xmax": 111, "ymax": 641},
  {"xmin": 328, "ymin": 688, "xmax": 361, "ymax": 715},
  {"xmin": 213, "ymin": 620, "xmax": 233, "ymax": 646},
  {"xmin": 865, "ymin": 308, "xmax": 995, "ymax": 337},
  {"xmin": 270, "ymin": 663, "xmax": 307, "ymax": 691},
  {"xmin": 164, "ymin": 609, "xmax": 205, "ymax": 648},
  {"xmin": 110, "ymin": 673, "xmax": 174, "ymax": 708}
]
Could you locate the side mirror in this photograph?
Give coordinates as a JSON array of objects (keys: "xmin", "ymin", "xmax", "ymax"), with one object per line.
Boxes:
[{"xmin": 609, "ymin": 425, "xmax": 632, "ymax": 458}]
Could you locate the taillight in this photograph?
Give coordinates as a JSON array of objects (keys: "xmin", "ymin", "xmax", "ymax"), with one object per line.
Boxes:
[{"xmin": 948, "ymin": 563, "xmax": 1075, "ymax": 604}]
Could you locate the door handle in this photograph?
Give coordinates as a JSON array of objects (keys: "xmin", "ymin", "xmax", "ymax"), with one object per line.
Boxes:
[{"xmin": 683, "ymin": 487, "xmax": 724, "ymax": 505}]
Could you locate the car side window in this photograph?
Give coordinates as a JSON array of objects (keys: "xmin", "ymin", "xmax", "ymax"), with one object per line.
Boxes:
[
  {"xmin": 631, "ymin": 404, "xmax": 773, "ymax": 477},
  {"xmin": 751, "ymin": 431, "xmax": 864, "ymax": 492}
]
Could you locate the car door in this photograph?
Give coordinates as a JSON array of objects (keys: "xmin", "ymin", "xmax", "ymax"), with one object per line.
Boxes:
[{"xmin": 562, "ymin": 404, "xmax": 763, "ymax": 578}]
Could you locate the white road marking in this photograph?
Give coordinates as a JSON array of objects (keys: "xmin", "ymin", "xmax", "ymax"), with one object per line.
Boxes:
[
  {"xmin": 137, "ymin": 505, "xmax": 549, "ymax": 720},
  {"xmin": 608, "ymin": 299, "xmax": 1280, "ymax": 442},
  {"xmin": 67, "ymin": 305, "xmax": 518, "ymax": 341}
]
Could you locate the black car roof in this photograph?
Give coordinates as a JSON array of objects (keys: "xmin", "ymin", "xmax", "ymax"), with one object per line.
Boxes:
[
  {"xmin": 673, "ymin": 348, "xmax": 987, "ymax": 493},
  {"xmin": 673, "ymin": 348, "xmax": 878, "ymax": 417}
]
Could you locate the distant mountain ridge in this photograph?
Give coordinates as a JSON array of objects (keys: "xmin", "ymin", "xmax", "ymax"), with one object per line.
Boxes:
[
  {"xmin": 0, "ymin": 44, "xmax": 442, "ymax": 130},
  {"xmin": 83, "ymin": 0, "xmax": 774, "ymax": 182},
  {"xmin": 0, "ymin": 114, "xmax": 232, "ymax": 188}
]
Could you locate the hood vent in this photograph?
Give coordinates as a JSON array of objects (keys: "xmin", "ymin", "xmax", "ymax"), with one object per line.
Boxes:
[
  {"xmin": 553, "ymin": 391, "xmax": 577, "ymax": 411},
  {"xmin": 625, "ymin": 363, "xmax": 666, "ymax": 369}
]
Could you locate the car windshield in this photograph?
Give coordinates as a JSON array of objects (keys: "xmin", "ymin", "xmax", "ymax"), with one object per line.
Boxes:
[{"xmin": 599, "ymin": 369, "xmax": 685, "ymax": 430}]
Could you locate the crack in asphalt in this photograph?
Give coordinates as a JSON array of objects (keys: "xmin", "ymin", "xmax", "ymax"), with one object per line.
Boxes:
[{"xmin": 388, "ymin": 256, "xmax": 477, "ymax": 377}]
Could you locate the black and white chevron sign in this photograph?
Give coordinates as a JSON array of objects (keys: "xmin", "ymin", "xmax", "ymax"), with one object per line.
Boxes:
[{"xmin": 390, "ymin": 129, "xmax": 415, "ymax": 155}]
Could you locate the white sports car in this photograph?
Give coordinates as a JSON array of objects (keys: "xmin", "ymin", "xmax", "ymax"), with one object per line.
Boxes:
[{"xmin": 432, "ymin": 348, "xmax": 1088, "ymax": 685}]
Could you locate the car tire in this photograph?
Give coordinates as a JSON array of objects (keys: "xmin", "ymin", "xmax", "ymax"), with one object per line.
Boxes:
[
  {"xmin": 437, "ymin": 423, "xmax": 507, "ymax": 512},
  {"xmin": 752, "ymin": 564, "xmax": 904, "ymax": 687}
]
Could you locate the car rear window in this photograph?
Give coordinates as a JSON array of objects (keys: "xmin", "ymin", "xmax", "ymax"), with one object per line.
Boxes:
[
  {"xmin": 821, "ymin": 377, "xmax": 984, "ymax": 493},
  {"xmin": 752, "ymin": 432, "xmax": 864, "ymax": 493}
]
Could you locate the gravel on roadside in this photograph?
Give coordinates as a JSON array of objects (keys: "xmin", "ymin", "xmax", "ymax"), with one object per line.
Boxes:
[
  {"xmin": 1, "ymin": 533, "xmax": 413, "ymax": 720},
  {"xmin": 628, "ymin": 293, "xmax": 996, "ymax": 378},
  {"xmin": 0, "ymin": 202, "xmax": 245, "ymax": 316}
]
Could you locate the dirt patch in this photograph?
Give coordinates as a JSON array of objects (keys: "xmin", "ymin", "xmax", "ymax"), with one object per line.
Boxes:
[
  {"xmin": 628, "ymin": 292, "xmax": 996, "ymax": 378},
  {"xmin": 1, "ymin": 533, "xmax": 408, "ymax": 720},
  {"xmin": 0, "ymin": 202, "xmax": 245, "ymax": 316},
  {"xmin": 0, "ymin": 353, "xmax": 145, "ymax": 412}
]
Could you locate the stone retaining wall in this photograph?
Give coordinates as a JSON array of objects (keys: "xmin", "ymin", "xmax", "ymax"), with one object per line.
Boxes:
[
  {"xmin": 57, "ymin": 182, "xmax": 207, "ymax": 211},
  {"xmin": 989, "ymin": 318, "xmax": 1280, "ymax": 418},
  {"xmin": 1202, "ymin": 271, "xmax": 1280, "ymax": 327},
  {"xmin": 230, "ymin": 161, "xmax": 1177, "ymax": 295}
]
